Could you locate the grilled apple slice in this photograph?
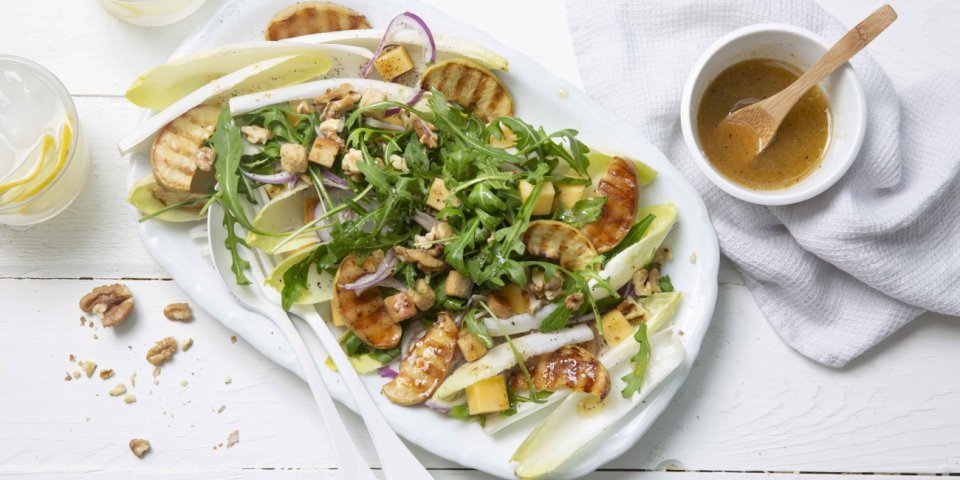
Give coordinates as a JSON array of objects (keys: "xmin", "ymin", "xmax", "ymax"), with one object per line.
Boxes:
[
  {"xmin": 522, "ymin": 220, "xmax": 598, "ymax": 271},
  {"xmin": 150, "ymin": 105, "xmax": 219, "ymax": 193},
  {"xmin": 333, "ymin": 251, "xmax": 402, "ymax": 349},
  {"xmin": 266, "ymin": 3, "xmax": 371, "ymax": 41},
  {"xmin": 383, "ymin": 312, "xmax": 459, "ymax": 405},
  {"xmin": 420, "ymin": 58, "xmax": 513, "ymax": 120},
  {"xmin": 509, "ymin": 345, "xmax": 610, "ymax": 399},
  {"xmin": 582, "ymin": 156, "xmax": 640, "ymax": 253}
]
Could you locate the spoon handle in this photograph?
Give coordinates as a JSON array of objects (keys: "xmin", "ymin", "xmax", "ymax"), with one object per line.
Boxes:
[{"xmin": 772, "ymin": 4, "xmax": 897, "ymax": 119}]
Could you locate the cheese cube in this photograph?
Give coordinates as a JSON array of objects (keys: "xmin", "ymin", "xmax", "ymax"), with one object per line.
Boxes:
[
  {"xmin": 518, "ymin": 180, "xmax": 555, "ymax": 216},
  {"xmin": 553, "ymin": 182, "xmax": 587, "ymax": 212},
  {"xmin": 502, "ymin": 283, "xmax": 528, "ymax": 315},
  {"xmin": 466, "ymin": 375, "xmax": 510, "ymax": 415},
  {"xmin": 601, "ymin": 309, "xmax": 634, "ymax": 347},
  {"xmin": 373, "ymin": 46, "xmax": 414, "ymax": 81}
]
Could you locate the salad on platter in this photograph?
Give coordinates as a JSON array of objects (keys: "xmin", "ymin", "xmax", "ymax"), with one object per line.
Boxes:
[{"xmin": 121, "ymin": 3, "xmax": 685, "ymax": 477}]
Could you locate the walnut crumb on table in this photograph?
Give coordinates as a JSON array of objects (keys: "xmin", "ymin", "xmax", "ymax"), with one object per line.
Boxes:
[
  {"xmin": 163, "ymin": 303, "xmax": 192, "ymax": 322},
  {"xmin": 99, "ymin": 369, "xmax": 114, "ymax": 380},
  {"xmin": 123, "ymin": 394, "xmax": 137, "ymax": 404},
  {"xmin": 181, "ymin": 338, "xmax": 193, "ymax": 351},
  {"xmin": 78, "ymin": 360, "xmax": 97, "ymax": 378},
  {"xmin": 129, "ymin": 438, "xmax": 150, "ymax": 458},
  {"xmin": 109, "ymin": 384, "xmax": 127, "ymax": 396},
  {"xmin": 226, "ymin": 430, "xmax": 239, "ymax": 448},
  {"xmin": 230, "ymin": 335, "xmax": 237, "ymax": 344}
]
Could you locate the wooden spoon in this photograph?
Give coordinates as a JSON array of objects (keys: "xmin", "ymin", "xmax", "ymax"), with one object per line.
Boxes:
[{"xmin": 723, "ymin": 4, "xmax": 897, "ymax": 156}]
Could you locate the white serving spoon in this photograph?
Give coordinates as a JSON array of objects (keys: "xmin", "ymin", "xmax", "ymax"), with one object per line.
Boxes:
[
  {"xmin": 208, "ymin": 202, "xmax": 434, "ymax": 480},
  {"xmin": 207, "ymin": 202, "xmax": 376, "ymax": 480}
]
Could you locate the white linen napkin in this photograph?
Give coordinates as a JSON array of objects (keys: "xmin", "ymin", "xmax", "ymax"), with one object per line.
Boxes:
[{"xmin": 564, "ymin": 0, "xmax": 960, "ymax": 367}]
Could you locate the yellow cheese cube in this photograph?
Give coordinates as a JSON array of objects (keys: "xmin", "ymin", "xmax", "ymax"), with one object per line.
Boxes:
[
  {"xmin": 601, "ymin": 309, "xmax": 634, "ymax": 347},
  {"xmin": 373, "ymin": 46, "xmax": 415, "ymax": 81},
  {"xmin": 518, "ymin": 180, "xmax": 555, "ymax": 216},
  {"xmin": 466, "ymin": 375, "xmax": 510, "ymax": 415},
  {"xmin": 502, "ymin": 283, "xmax": 528, "ymax": 315},
  {"xmin": 553, "ymin": 182, "xmax": 587, "ymax": 212},
  {"xmin": 427, "ymin": 178, "xmax": 460, "ymax": 211}
]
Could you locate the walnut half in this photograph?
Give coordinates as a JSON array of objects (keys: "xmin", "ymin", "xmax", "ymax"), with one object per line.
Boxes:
[
  {"xmin": 163, "ymin": 303, "xmax": 192, "ymax": 322},
  {"xmin": 79, "ymin": 284, "xmax": 134, "ymax": 327},
  {"xmin": 146, "ymin": 337, "xmax": 177, "ymax": 366}
]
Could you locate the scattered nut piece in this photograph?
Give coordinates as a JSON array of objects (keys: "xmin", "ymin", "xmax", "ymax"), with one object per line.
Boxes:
[
  {"xmin": 71, "ymin": 371, "xmax": 81, "ymax": 380},
  {"xmin": 240, "ymin": 125, "xmax": 271, "ymax": 144},
  {"xmin": 152, "ymin": 366, "xmax": 161, "ymax": 385},
  {"xmin": 226, "ymin": 430, "xmax": 240, "ymax": 449},
  {"xmin": 180, "ymin": 379, "xmax": 189, "ymax": 387},
  {"xmin": 230, "ymin": 336, "xmax": 238, "ymax": 344},
  {"xmin": 109, "ymin": 384, "xmax": 127, "ymax": 396},
  {"xmin": 163, "ymin": 303, "xmax": 192, "ymax": 322},
  {"xmin": 123, "ymin": 394, "xmax": 137, "ymax": 404},
  {"xmin": 129, "ymin": 438, "xmax": 151, "ymax": 458},
  {"xmin": 130, "ymin": 371, "xmax": 137, "ymax": 388},
  {"xmin": 216, "ymin": 405, "xmax": 226, "ymax": 414},
  {"xmin": 64, "ymin": 374, "xmax": 72, "ymax": 382},
  {"xmin": 146, "ymin": 337, "xmax": 177, "ymax": 366},
  {"xmin": 68, "ymin": 354, "xmax": 76, "ymax": 362},
  {"xmin": 181, "ymin": 338, "xmax": 194, "ymax": 352},
  {"xmin": 78, "ymin": 360, "xmax": 97, "ymax": 378},
  {"xmin": 690, "ymin": 251, "xmax": 698, "ymax": 264},
  {"xmin": 79, "ymin": 284, "xmax": 134, "ymax": 327},
  {"xmin": 80, "ymin": 317, "xmax": 86, "ymax": 327},
  {"xmin": 224, "ymin": 376, "xmax": 232, "ymax": 385},
  {"xmin": 99, "ymin": 369, "xmax": 115, "ymax": 380}
]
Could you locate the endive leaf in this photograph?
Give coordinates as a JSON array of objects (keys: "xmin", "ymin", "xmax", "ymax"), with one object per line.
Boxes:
[{"xmin": 590, "ymin": 203, "xmax": 677, "ymax": 299}]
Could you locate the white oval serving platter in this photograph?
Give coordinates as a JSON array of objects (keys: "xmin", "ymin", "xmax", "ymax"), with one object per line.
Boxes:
[{"xmin": 124, "ymin": 0, "xmax": 720, "ymax": 477}]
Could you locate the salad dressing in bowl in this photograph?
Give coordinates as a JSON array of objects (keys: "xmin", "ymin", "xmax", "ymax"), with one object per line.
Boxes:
[{"xmin": 696, "ymin": 58, "xmax": 830, "ymax": 191}]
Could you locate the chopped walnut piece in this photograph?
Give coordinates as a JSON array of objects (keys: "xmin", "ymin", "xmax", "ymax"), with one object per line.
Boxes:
[
  {"xmin": 146, "ymin": 337, "xmax": 177, "ymax": 366},
  {"xmin": 317, "ymin": 117, "xmax": 344, "ymax": 133},
  {"xmin": 240, "ymin": 125, "xmax": 271, "ymax": 144},
  {"xmin": 564, "ymin": 292, "xmax": 584, "ymax": 311},
  {"xmin": 291, "ymin": 99, "xmax": 313, "ymax": 114},
  {"xmin": 230, "ymin": 335, "xmax": 238, "ymax": 344},
  {"xmin": 109, "ymin": 384, "xmax": 127, "ymax": 396},
  {"xmin": 528, "ymin": 269, "xmax": 563, "ymax": 301},
  {"xmin": 68, "ymin": 354, "xmax": 76, "ymax": 362},
  {"xmin": 195, "ymin": 146, "xmax": 216, "ymax": 172},
  {"xmin": 393, "ymin": 245, "xmax": 448, "ymax": 274},
  {"xmin": 79, "ymin": 360, "xmax": 97, "ymax": 378},
  {"xmin": 226, "ymin": 430, "xmax": 240, "ymax": 448},
  {"xmin": 389, "ymin": 154, "xmax": 409, "ymax": 172},
  {"xmin": 181, "ymin": 338, "xmax": 194, "ymax": 352},
  {"xmin": 79, "ymin": 284, "xmax": 134, "ymax": 327},
  {"xmin": 123, "ymin": 394, "xmax": 137, "ymax": 404},
  {"xmin": 99, "ymin": 369, "xmax": 115, "ymax": 380},
  {"xmin": 163, "ymin": 303, "xmax": 193, "ymax": 322},
  {"xmin": 71, "ymin": 371, "xmax": 81, "ymax": 379},
  {"xmin": 616, "ymin": 297, "xmax": 649, "ymax": 323},
  {"xmin": 413, "ymin": 118, "xmax": 438, "ymax": 148},
  {"xmin": 224, "ymin": 376, "xmax": 232, "ymax": 385},
  {"xmin": 129, "ymin": 438, "xmax": 151, "ymax": 458},
  {"xmin": 315, "ymin": 83, "xmax": 360, "ymax": 119},
  {"xmin": 631, "ymin": 268, "xmax": 662, "ymax": 297},
  {"xmin": 64, "ymin": 373, "xmax": 72, "ymax": 382}
]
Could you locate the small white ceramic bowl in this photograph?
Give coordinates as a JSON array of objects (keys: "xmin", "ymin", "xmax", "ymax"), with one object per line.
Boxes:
[{"xmin": 680, "ymin": 24, "xmax": 867, "ymax": 206}]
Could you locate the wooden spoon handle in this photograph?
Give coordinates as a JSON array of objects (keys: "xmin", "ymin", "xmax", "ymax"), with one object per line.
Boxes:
[{"xmin": 774, "ymin": 4, "xmax": 897, "ymax": 117}]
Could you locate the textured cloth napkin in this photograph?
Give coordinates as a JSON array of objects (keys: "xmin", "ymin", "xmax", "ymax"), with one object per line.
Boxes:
[{"xmin": 565, "ymin": 0, "xmax": 960, "ymax": 367}]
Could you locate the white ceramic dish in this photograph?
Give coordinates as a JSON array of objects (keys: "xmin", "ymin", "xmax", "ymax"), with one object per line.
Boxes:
[
  {"xmin": 680, "ymin": 24, "xmax": 867, "ymax": 206},
  {"xmin": 124, "ymin": 0, "xmax": 720, "ymax": 477}
]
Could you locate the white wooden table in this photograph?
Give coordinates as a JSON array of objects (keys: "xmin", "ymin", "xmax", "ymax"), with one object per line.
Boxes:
[{"xmin": 2, "ymin": 1, "xmax": 959, "ymax": 478}]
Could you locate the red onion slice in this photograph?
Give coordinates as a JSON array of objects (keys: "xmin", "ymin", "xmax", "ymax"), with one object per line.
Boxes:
[
  {"xmin": 384, "ymin": 88, "xmax": 425, "ymax": 117},
  {"xmin": 377, "ymin": 366, "xmax": 399, "ymax": 379},
  {"xmin": 341, "ymin": 250, "xmax": 399, "ymax": 292},
  {"xmin": 362, "ymin": 12, "xmax": 437, "ymax": 78},
  {"xmin": 311, "ymin": 200, "xmax": 333, "ymax": 243},
  {"xmin": 413, "ymin": 209, "xmax": 437, "ymax": 230},
  {"xmin": 241, "ymin": 170, "xmax": 299, "ymax": 185},
  {"xmin": 321, "ymin": 170, "xmax": 349, "ymax": 190}
]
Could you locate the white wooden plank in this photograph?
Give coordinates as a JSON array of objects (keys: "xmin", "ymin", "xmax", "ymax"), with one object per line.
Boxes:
[
  {"xmin": 2, "ymin": 278, "xmax": 958, "ymax": 476},
  {"xmin": 0, "ymin": 471, "xmax": 949, "ymax": 479}
]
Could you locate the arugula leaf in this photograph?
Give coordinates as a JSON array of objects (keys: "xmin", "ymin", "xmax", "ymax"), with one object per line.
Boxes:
[
  {"xmin": 537, "ymin": 304, "xmax": 576, "ymax": 333},
  {"xmin": 221, "ymin": 208, "xmax": 251, "ymax": 285},
  {"xmin": 280, "ymin": 246, "xmax": 322, "ymax": 310},
  {"xmin": 605, "ymin": 213, "xmax": 656, "ymax": 260},
  {"xmin": 658, "ymin": 275, "xmax": 674, "ymax": 293},
  {"xmin": 555, "ymin": 197, "xmax": 607, "ymax": 227},
  {"xmin": 464, "ymin": 309, "xmax": 494, "ymax": 348},
  {"xmin": 620, "ymin": 323, "xmax": 651, "ymax": 398},
  {"xmin": 449, "ymin": 404, "xmax": 473, "ymax": 421}
]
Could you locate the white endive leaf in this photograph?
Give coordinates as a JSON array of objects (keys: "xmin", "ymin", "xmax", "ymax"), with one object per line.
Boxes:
[
  {"xmin": 591, "ymin": 203, "xmax": 678, "ymax": 299},
  {"xmin": 511, "ymin": 328, "xmax": 685, "ymax": 478}
]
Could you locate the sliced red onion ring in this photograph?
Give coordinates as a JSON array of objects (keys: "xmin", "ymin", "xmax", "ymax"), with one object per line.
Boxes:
[
  {"xmin": 617, "ymin": 280, "xmax": 635, "ymax": 299},
  {"xmin": 341, "ymin": 250, "xmax": 399, "ymax": 292},
  {"xmin": 321, "ymin": 170, "xmax": 349, "ymax": 190},
  {"xmin": 424, "ymin": 397, "xmax": 457, "ymax": 415},
  {"xmin": 241, "ymin": 170, "xmax": 299, "ymax": 185},
  {"xmin": 377, "ymin": 366, "xmax": 399, "ymax": 379},
  {"xmin": 364, "ymin": 117, "xmax": 406, "ymax": 132},
  {"xmin": 286, "ymin": 177, "xmax": 299, "ymax": 190},
  {"xmin": 413, "ymin": 209, "xmax": 437, "ymax": 230},
  {"xmin": 378, "ymin": 278, "xmax": 409, "ymax": 291},
  {"xmin": 362, "ymin": 12, "xmax": 436, "ymax": 78},
  {"xmin": 384, "ymin": 88, "xmax": 425, "ymax": 117},
  {"xmin": 312, "ymin": 200, "xmax": 333, "ymax": 243}
]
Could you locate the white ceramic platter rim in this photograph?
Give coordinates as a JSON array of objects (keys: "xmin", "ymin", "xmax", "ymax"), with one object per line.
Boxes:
[{"xmin": 124, "ymin": 0, "xmax": 720, "ymax": 478}]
